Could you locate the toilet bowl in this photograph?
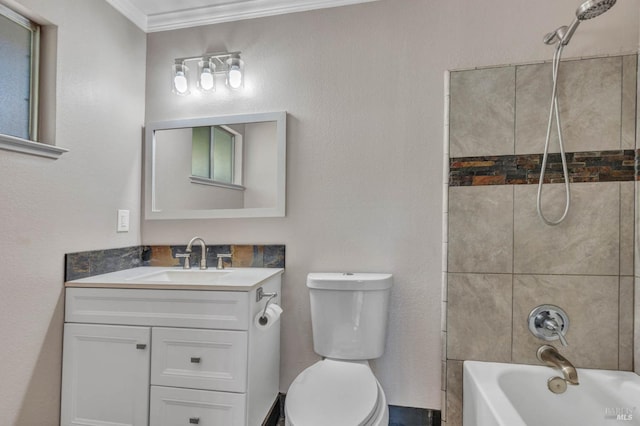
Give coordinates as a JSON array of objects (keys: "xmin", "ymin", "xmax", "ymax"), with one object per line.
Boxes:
[
  {"xmin": 285, "ymin": 359, "xmax": 388, "ymax": 426},
  {"xmin": 285, "ymin": 273, "xmax": 393, "ymax": 426}
]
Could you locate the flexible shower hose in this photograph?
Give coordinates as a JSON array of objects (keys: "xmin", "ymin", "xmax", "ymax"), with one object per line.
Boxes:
[{"xmin": 536, "ymin": 43, "xmax": 571, "ymax": 226}]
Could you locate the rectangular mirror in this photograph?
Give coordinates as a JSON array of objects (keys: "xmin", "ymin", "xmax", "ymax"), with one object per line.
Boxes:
[{"xmin": 144, "ymin": 111, "xmax": 286, "ymax": 219}]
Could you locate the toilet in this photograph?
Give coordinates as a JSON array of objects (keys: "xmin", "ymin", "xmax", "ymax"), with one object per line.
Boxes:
[{"xmin": 285, "ymin": 272, "xmax": 393, "ymax": 426}]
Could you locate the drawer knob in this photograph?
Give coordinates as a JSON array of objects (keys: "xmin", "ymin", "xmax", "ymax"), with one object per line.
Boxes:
[
  {"xmin": 136, "ymin": 344, "xmax": 147, "ymax": 350},
  {"xmin": 189, "ymin": 417, "xmax": 200, "ymax": 424},
  {"xmin": 190, "ymin": 357, "xmax": 201, "ymax": 363}
]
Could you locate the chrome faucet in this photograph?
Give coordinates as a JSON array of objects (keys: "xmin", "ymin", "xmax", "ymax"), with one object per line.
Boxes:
[
  {"xmin": 185, "ymin": 237, "xmax": 208, "ymax": 270},
  {"xmin": 537, "ymin": 345, "xmax": 579, "ymax": 388}
]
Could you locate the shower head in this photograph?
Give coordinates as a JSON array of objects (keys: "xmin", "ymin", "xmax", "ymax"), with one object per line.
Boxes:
[
  {"xmin": 576, "ymin": 0, "xmax": 616, "ymax": 20},
  {"xmin": 543, "ymin": 0, "xmax": 616, "ymax": 46}
]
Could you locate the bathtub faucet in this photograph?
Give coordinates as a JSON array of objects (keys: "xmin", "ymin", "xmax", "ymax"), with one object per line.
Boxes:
[{"xmin": 537, "ymin": 345, "xmax": 579, "ymax": 392}]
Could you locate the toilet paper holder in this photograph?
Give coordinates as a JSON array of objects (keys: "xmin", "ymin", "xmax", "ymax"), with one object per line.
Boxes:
[{"xmin": 256, "ymin": 287, "xmax": 278, "ymax": 325}]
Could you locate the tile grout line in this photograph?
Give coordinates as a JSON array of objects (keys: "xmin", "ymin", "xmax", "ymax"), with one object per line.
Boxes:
[
  {"xmin": 618, "ymin": 181, "xmax": 622, "ymax": 369},
  {"xmin": 511, "ymin": 185, "xmax": 516, "ymax": 363},
  {"xmin": 512, "ymin": 65, "xmax": 517, "ymax": 364}
]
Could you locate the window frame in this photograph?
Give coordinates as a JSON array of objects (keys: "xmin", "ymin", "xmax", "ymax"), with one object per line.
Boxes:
[{"xmin": 0, "ymin": 3, "xmax": 66, "ymax": 159}]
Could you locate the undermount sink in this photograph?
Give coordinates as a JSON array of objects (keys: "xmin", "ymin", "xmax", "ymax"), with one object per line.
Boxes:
[
  {"xmin": 65, "ymin": 266, "xmax": 284, "ymax": 291},
  {"xmin": 464, "ymin": 360, "xmax": 640, "ymax": 426},
  {"xmin": 131, "ymin": 269, "xmax": 231, "ymax": 284}
]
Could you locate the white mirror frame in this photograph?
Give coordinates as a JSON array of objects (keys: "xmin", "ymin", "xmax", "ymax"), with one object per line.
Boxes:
[{"xmin": 144, "ymin": 111, "xmax": 286, "ymax": 220}]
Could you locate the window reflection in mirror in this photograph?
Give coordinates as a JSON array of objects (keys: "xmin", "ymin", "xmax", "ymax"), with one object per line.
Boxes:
[
  {"xmin": 191, "ymin": 125, "xmax": 243, "ymax": 187},
  {"xmin": 145, "ymin": 111, "xmax": 286, "ymax": 219}
]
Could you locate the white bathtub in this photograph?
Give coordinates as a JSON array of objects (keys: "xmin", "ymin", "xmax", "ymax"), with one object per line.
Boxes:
[{"xmin": 464, "ymin": 360, "xmax": 640, "ymax": 426}]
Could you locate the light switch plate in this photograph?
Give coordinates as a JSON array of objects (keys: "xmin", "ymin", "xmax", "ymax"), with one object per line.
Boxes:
[{"xmin": 117, "ymin": 209, "xmax": 130, "ymax": 232}]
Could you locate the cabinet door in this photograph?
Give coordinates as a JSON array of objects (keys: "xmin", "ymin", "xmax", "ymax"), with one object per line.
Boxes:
[{"xmin": 60, "ymin": 323, "xmax": 150, "ymax": 426}]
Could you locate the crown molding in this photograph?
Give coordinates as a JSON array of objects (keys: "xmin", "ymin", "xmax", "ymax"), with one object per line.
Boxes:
[
  {"xmin": 105, "ymin": 0, "xmax": 148, "ymax": 31},
  {"xmin": 106, "ymin": 0, "xmax": 379, "ymax": 33}
]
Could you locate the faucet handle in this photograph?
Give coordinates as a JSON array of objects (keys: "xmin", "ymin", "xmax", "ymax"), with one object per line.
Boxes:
[
  {"xmin": 176, "ymin": 252, "xmax": 191, "ymax": 269},
  {"xmin": 543, "ymin": 317, "xmax": 569, "ymax": 346},
  {"xmin": 216, "ymin": 253, "xmax": 232, "ymax": 270},
  {"xmin": 542, "ymin": 316, "xmax": 569, "ymax": 346},
  {"xmin": 557, "ymin": 331, "xmax": 569, "ymax": 347},
  {"xmin": 528, "ymin": 304, "xmax": 570, "ymax": 346}
]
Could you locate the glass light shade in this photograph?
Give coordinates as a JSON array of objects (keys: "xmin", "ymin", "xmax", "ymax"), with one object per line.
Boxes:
[
  {"xmin": 172, "ymin": 63, "xmax": 190, "ymax": 95},
  {"xmin": 225, "ymin": 57, "xmax": 244, "ymax": 89},
  {"xmin": 197, "ymin": 60, "xmax": 216, "ymax": 93}
]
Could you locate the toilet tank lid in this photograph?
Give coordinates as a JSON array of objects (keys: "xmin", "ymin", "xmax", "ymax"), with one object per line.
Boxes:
[{"xmin": 307, "ymin": 273, "xmax": 393, "ymax": 290}]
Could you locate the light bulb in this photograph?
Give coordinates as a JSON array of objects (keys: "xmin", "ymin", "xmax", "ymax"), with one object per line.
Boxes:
[
  {"xmin": 225, "ymin": 56, "xmax": 244, "ymax": 89},
  {"xmin": 228, "ymin": 66, "xmax": 242, "ymax": 89},
  {"xmin": 199, "ymin": 69, "xmax": 214, "ymax": 91},
  {"xmin": 173, "ymin": 71, "xmax": 188, "ymax": 94},
  {"xmin": 197, "ymin": 60, "xmax": 216, "ymax": 93}
]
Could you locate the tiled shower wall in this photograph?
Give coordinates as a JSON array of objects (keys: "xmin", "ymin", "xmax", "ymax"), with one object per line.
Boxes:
[{"xmin": 442, "ymin": 54, "xmax": 638, "ymax": 426}]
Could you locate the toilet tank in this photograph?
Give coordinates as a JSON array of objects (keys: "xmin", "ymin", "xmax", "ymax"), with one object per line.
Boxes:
[{"xmin": 307, "ymin": 273, "xmax": 392, "ymax": 360}]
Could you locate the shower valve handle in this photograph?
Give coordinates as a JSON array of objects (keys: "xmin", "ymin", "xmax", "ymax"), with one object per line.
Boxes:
[
  {"xmin": 543, "ymin": 317, "xmax": 569, "ymax": 346},
  {"xmin": 528, "ymin": 305, "xmax": 570, "ymax": 347}
]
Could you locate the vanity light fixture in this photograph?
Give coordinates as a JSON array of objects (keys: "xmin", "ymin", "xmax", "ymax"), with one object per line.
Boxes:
[{"xmin": 172, "ymin": 51, "xmax": 244, "ymax": 96}]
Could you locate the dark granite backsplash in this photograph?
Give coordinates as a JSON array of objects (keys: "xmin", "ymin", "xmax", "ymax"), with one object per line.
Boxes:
[
  {"xmin": 65, "ymin": 246, "xmax": 144, "ymax": 281},
  {"xmin": 66, "ymin": 244, "xmax": 285, "ymax": 281}
]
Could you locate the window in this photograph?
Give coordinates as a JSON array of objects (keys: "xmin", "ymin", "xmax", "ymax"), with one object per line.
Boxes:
[
  {"xmin": 0, "ymin": 3, "xmax": 39, "ymax": 140},
  {"xmin": 0, "ymin": 4, "xmax": 64, "ymax": 158},
  {"xmin": 191, "ymin": 125, "xmax": 244, "ymax": 189}
]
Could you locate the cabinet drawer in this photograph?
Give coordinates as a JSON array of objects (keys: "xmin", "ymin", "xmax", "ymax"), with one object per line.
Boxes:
[
  {"xmin": 65, "ymin": 288, "xmax": 249, "ymax": 330},
  {"xmin": 151, "ymin": 327, "xmax": 248, "ymax": 392},
  {"xmin": 150, "ymin": 386, "xmax": 246, "ymax": 426}
]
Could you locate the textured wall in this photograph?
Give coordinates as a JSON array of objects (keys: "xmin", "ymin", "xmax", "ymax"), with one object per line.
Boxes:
[
  {"xmin": 143, "ymin": 0, "xmax": 639, "ymax": 410},
  {"xmin": 0, "ymin": 0, "xmax": 636, "ymax": 422},
  {"xmin": 445, "ymin": 55, "xmax": 637, "ymax": 425},
  {"xmin": 0, "ymin": 0, "xmax": 146, "ymax": 424}
]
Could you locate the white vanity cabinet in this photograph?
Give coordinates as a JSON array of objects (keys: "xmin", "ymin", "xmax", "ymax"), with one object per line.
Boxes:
[{"xmin": 60, "ymin": 268, "xmax": 282, "ymax": 426}]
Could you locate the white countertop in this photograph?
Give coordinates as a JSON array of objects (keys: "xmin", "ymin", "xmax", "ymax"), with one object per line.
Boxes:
[{"xmin": 65, "ymin": 266, "xmax": 284, "ymax": 291}]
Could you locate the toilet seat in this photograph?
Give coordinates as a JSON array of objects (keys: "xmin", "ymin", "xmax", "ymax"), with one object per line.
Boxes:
[{"xmin": 285, "ymin": 359, "xmax": 385, "ymax": 426}]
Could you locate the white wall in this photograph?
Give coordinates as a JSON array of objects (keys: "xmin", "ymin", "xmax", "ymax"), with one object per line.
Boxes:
[
  {"xmin": 143, "ymin": 0, "xmax": 639, "ymax": 409},
  {"xmin": 0, "ymin": 0, "xmax": 146, "ymax": 424}
]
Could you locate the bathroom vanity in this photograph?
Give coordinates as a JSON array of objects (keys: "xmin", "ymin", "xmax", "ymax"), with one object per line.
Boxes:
[{"xmin": 60, "ymin": 267, "xmax": 283, "ymax": 426}]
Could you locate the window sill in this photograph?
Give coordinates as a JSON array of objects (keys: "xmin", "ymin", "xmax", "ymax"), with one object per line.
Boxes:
[
  {"xmin": 189, "ymin": 176, "xmax": 245, "ymax": 191},
  {"xmin": 0, "ymin": 133, "xmax": 68, "ymax": 159}
]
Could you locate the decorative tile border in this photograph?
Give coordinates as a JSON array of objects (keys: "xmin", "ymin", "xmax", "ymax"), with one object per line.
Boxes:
[
  {"xmin": 449, "ymin": 150, "xmax": 636, "ymax": 186},
  {"xmin": 65, "ymin": 244, "xmax": 285, "ymax": 281},
  {"xmin": 142, "ymin": 244, "xmax": 286, "ymax": 269}
]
